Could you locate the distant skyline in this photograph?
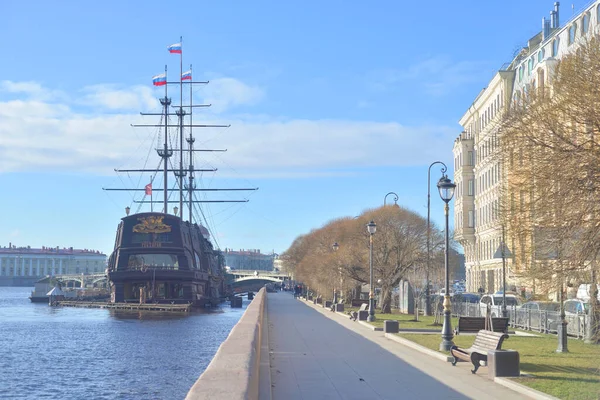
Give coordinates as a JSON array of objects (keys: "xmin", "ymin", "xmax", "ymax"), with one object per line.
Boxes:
[{"xmin": 0, "ymin": 0, "xmax": 589, "ymax": 256}]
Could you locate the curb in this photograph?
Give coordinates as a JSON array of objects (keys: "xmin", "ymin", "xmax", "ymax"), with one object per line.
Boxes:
[
  {"xmin": 357, "ymin": 320, "xmax": 383, "ymax": 331},
  {"xmin": 494, "ymin": 377, "xmax": 561, "ymax": 400},
  {"xmin": 384, "ymin": 333, "xmax": 453, "ymax": 362}
]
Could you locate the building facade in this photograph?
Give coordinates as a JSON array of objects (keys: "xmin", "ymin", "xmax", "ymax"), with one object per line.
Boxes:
[
  {"xmin": 223, "ymin": 248, "xmax": 275, "ymax": 271},
  {"xmin": 454, "ymin": 1, "xmax": 600, "ymax": 293},
  {"xmin": 0, "ymin": 243, "xmax": 107, "ymax": 279}
]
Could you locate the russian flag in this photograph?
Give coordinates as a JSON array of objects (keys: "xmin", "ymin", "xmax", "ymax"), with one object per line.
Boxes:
[
  {"xmin": 182, "ymin": 70, "xmax": 192, "ymax": 81},
  {"xmin": 152, "ymin": 73, "xmax": 167, "ymax": 86},
  {"xmin": 168, "ymin": 43, "xmax": 182, "ymax": 54}
]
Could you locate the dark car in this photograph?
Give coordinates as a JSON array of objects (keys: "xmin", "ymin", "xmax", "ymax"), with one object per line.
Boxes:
[{"xmin": 453, "ymin": 293, "xmax": 481, "ymax": 304}]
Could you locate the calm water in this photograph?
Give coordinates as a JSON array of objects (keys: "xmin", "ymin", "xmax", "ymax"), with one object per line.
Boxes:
[{"xmin": 0, "ymin": 287, "xmax": 247, "ymax": 400}]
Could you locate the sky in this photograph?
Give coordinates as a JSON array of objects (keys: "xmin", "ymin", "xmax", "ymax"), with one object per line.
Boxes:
[{"xmin": 0, "ymin": 0, "xmax": 592, "ymax": 257}]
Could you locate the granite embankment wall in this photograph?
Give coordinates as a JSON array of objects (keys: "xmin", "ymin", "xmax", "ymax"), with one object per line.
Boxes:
[{"xmin": 186, "ymin": 287, "xmax": 266, "ymax": 400}]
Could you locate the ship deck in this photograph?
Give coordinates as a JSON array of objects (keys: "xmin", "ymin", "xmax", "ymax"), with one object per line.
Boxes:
[{"xmin": 56, "ymin": 301, "xmax": 191, "ymax": 312}]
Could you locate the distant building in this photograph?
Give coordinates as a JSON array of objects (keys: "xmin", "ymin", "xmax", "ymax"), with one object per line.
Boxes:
[
  {"xmin": 0, "ymin": 242, "xmax": 107, "ymax": 278},
  {"xmin": 223, "ymin": 248, "xmax": 275, "ymax": 271}
]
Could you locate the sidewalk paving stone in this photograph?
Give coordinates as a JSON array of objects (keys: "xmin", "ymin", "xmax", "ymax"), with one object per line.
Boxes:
[{"xmin": 267, "ymin": 293, "xmax": 531, "ymax": 400}]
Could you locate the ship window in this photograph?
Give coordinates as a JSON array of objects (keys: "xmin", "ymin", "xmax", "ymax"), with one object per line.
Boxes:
[{"xmin": 127, "ymin": 254, "xmax": 180, "ymax": 270}]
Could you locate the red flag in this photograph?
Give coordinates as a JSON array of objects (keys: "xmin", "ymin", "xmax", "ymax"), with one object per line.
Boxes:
[{"xmin": 145, "ymin": 183, "xmax": 152, "ymax": 195}]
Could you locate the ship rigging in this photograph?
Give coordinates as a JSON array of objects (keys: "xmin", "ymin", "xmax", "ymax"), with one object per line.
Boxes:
[{"xmin": 103, "ymin": 38, "xmax": 257, "ymax": 307}]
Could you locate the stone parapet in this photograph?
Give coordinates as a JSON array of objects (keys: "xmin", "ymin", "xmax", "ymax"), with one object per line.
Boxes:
[{"xmin": 186, "ymin": 287, "xmax": 267, "ymax": 400}]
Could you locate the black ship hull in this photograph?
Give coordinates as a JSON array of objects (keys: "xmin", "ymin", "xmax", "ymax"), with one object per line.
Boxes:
[{"xmin": 107, "ymin": 213, "xmax": 226, "ymax": 308}]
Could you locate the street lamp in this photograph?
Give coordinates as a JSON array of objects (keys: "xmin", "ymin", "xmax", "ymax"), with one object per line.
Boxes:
[
  {"xmin": 332, "ymin": 242, "xmax": 339, "ymax": 303},
  {"xmin": 427, "ymin": 161, "xmax": 447, "ymax": 316},
  {"xmin": 384, "ymin": 192, "xmax": 399, "ymax": 207},
  {"xmin": 367, "ymin": 220, "xmax": 377, "ymax": 322},
  {"xmin": 125, "ymin": 206, "xmax": 130, "ymax": 216},
  {"xmin": 437, "ymin": 174, "xmax": 456, "ymax": 351}
]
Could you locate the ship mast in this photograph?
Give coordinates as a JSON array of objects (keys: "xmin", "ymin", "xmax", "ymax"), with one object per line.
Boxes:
[
  {"xmin": 103, "ymin": 38, "xmax": 259, "ymax": 227},
  {"xmin": 159, "ymin": 64, "xmax": 171, "ymax": 213}
]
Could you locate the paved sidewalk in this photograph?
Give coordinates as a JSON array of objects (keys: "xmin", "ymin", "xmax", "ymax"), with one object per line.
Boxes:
[{"xmin": 267, "ymin": 293, "xmax": 530, "ymax": 400}]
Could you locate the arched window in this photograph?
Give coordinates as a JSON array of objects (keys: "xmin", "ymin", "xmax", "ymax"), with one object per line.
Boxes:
[
  {"xmin": 528, "ymin": 57, "xmax": 534, "ymax": 75},
  {"xmin": 583, "ymin": 12, "xmax": 590, "ymax": 35},
  {"xmin": 538, "ymin": 48, "xmax": 545, "ymax": 63},
  {"xmin": 569, "ymin": 24, "xmax": 577, "ymax": 45},
  {"xmin": 552, "ymin": 38, "xmax": 560, "ymax": 56},
  {"xmin": 519, "ymin": 65, "xmax": 524, "ymax": 82},
  {"xmin": 597, "ymin": 5, "xmax": 600, "ymax": 24}
]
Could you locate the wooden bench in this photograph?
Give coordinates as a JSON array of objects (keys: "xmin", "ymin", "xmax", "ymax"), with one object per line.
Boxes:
[
  {"xmin": 454, "ymin": 316, "xmax": 509, "ymax": 334},
  {"xmin": 450, "ymin": 330, "xmax": 509, "ymax": 374},
  {"xmin": 351, "ymin": 299, "xmax": 369, "ymax": 307}
]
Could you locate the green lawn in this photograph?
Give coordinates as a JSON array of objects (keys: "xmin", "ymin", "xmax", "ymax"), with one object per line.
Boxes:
[
  {"xmin": 350, "ymin": 308, "xmax": 458, "ymax": 330},
  {"xmin": 399, "ymin": 332, "xmax": 600, "ymax": 400}
]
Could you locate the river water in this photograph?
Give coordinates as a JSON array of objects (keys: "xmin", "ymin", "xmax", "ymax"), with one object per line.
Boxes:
[{"xmin": 0, "ymin": 287, "xmax": 247, "ymax": 400}]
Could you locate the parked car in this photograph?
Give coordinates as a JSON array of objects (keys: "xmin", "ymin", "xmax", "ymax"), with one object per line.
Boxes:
[
  {"xmin": 564, "ymin": 299, "xmax": 589, "ymax": 315},
  {"xmin": 520, "ymin": 301, "xmax": 561, "ymax": 331},
  {"xmin": 453, "ymin": 293, "xmax": 481, "ymax": 304},
  {"xmin": 564, "ymin": 299, "xmax": 589, "ymax": 335},
  {"xmin": 480, "ymin": 293, "xmax": 521, "ymax": 317},
  {"xmin": 576, "ymin": 284, "xmax": 600, "ymax": 302}
]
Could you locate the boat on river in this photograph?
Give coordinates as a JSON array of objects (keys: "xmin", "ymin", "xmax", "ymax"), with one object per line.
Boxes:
[{"xmin": 104, "ymin": 39, "xmax": 257, "ymax": 307}]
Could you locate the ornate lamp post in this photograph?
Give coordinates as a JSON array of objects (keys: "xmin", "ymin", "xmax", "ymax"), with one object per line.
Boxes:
[
  {"xmin": 384, "ymin": 192, "xmax": 399, "ymax": 206},
  {"xmin": 332, "ymin": 242, "xmax": 339, "ymax": 303},
  {"xmin": 367, "ymin": 220, "xmax": 377, "ymax": 322},
  {"xmin": 427, "ymin": 161, "xmax": 447, "ymax": 316},
  {"xmin": 125, "ymin": 206, "xmax": 130, "ymax": 216},
  {"xmin": 437, "ymin": 174, "xmax": 456, "ymax": 351}
]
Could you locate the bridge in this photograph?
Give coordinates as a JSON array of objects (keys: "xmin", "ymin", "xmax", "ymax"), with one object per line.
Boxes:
[
  {"xmin": 49, "ymin": 270, "xmax": 288, "ymax": 291},
  {"xmin": 228, "ymin": 270, "xmax": 289, "ymax": 294},
  {"xmin": 52, "ymin": 273, "xmax": 108, "ymax": 288}
]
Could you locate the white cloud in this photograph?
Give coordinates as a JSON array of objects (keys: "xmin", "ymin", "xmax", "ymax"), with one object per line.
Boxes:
[
  {"xmin": 0, "ymin": 80, "xmax": 456, "ymax": 177},
  {"xmin": 80, "ymin": 84, "xmax": 157, "ymax": 111},
  {"xmin": 200, "ymin": 77, "xmax": 264, "ymax": 113}
]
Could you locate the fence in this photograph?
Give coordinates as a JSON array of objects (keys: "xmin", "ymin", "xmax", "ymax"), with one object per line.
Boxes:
[{"xmin": 451, "ymin": 302, "xmax": 589, "ymax": 339}]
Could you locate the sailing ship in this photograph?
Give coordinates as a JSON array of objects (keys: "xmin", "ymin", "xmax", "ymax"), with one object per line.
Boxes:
[{"xmin": 104, "ymin": 39, "xmax": 257, "ymax": 307}]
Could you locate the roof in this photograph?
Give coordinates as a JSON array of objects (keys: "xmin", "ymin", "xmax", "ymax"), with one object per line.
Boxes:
[{"xmin": 0, "ymin": 247, "xmax": 106, "ymax": 256}]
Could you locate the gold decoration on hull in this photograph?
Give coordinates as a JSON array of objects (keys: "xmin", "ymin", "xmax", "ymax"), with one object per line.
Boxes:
[{"xmin": 133, "ymin": 216, "xmax": 172, "ymax": 234}]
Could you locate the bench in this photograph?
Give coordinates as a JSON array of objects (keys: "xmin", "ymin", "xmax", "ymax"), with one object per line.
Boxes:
[
  {"xmin": 450, "ymin": 330, "xmax": 509, "ymax": 374},
  {"xmin": 351, "ymin": 299, "xmax": 376, "ymax": 308},
  {"xmin": 454, "ymin": 316, "xmax": 509, "ymax": 334}
]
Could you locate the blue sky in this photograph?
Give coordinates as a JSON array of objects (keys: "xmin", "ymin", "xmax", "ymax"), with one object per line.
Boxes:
[{"xmin": 0, "ymin": 0, "xmax": 589, "ymax": 257}]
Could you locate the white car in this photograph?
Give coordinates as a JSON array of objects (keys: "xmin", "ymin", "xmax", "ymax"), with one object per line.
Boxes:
[{"xmin": 479, "ymin": 294, "xmax": 521, "ymax": 317}]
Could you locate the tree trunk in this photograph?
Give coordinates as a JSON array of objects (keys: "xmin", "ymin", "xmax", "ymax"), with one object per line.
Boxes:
[{"xmin": 380, "ymin": 286, "xmax": 392, "ymax": 314}]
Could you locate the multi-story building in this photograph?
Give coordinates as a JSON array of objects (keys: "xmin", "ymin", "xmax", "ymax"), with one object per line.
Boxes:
[
  {"xmin": 223, "ymin": 248, "xmax": 275, "ymax": 271},
  {"xmin": 0, "ymin": 243, "xmax": 107, "ymax": 284},
  {"xmin": 454, "ymin": 1, "xmax": 600, "ymax": 293}
]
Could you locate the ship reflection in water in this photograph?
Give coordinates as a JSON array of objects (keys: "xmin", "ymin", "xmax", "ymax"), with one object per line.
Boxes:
[{"xmin": 0, "ymin": 287, "xmax": 245, "ymax": 400}]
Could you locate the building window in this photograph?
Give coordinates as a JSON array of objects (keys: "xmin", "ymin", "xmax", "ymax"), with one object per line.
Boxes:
[
  {"xmin": 597, "ymin": 5, "xmax": 600, "ymax": 24},
  {"xmin": 468, "ymin": 151, "xmax": 474, "ymax": 166},
  {"xmin": 569, "ymin": 24, "xmax": 577, "ymax": 45},
  {"xmin": 552, "ymin": 38, "xmax": 560, "ymax": 57},
  {"xmin": 527, "ymin": 58, "xmax": 534, "ymax": 75},
  {"xmin": 583, "ymin": 13, "xmax": 590, "ymax": 35},
  {"xmin": 518, "ymin": 66, "xmax": 524, "ymax": 82},
  {"xmin": 468, "ymin": 210, "xmax": 474, "ymax": 228},
  {"xmin": 537, "ymin": 49, "xmax": 544, "ymax": 63},
  {"xmin": 468, "ymin": 179, "xmax": 474, "ymax": 196}
]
